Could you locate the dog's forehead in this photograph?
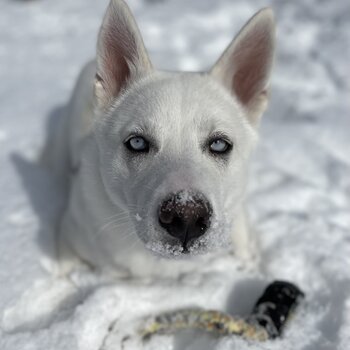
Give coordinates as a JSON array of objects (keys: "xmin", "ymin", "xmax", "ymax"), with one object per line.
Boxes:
[{"xmin": 114, "ymin": 72, "xmax": 246, "ymax": 131}]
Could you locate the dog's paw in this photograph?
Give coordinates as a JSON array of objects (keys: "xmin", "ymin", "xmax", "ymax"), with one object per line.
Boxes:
[{"xmin": 1, "ymin": 277, "xmax": 78, "ymax": 333}]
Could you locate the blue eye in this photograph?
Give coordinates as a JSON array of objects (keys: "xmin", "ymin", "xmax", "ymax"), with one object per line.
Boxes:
[
  {"xmin": 125, "ymin": 136, "xmax": 149, "ymax": 152},
  {"xmin": 209, "ymin": 139, "xmax": 231, "ymax": 154}
]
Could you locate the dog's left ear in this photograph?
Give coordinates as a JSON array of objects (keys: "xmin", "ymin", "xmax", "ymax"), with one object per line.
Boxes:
[
  {"xmin": 94, "ymin": 0, "xmax": 153, "ymax": 110},
  {"xmin": 210, "ymin": 8, "xmax": 275, "ymax": 126}
]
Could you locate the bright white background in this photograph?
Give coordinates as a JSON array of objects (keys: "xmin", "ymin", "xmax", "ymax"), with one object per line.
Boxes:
[{"xmin": 0, "ymin": 0, "xmax": 349, "ymax": 349}]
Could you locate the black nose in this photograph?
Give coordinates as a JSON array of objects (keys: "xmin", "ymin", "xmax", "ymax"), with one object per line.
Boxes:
[{"xmin": 158, "ymin": 191, "xmax": 212, "ymax": 249}]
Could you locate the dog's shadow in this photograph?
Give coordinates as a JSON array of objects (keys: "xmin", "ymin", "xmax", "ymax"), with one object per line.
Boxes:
[{"xmin": 11, "ymin": 105, "xmax": 67, "ymax": 266}]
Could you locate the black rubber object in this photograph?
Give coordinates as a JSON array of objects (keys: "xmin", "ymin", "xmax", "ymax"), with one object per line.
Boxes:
[{"xmin": 249, "ymin": 280, "xmax": 305, "ymax": 338}]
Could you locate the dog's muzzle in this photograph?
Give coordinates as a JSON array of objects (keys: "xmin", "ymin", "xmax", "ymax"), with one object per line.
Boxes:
[{"xmin": 158, "ymin": 190, "xmax": 212, "ymax": 251}]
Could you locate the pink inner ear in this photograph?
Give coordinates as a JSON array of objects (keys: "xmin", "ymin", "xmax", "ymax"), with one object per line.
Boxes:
[
  {"xmin": 99, "ymin": 27, "xmax": 134, "ymax": 98},
  {"xmin": 232, "ymin": 28, "xmax": 272, "ymax": 106},
  {"xmin": 95, "ymin": 0, "xmax": 152, "ymax": 108}
]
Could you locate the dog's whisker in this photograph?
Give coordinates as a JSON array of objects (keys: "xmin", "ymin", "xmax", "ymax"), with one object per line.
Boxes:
[
  {"xmin": 100, "ymin": 215, "xmax": 131, "ymax": 226},
  {"xmin": 118, "ymin": 230, "xmax": 137, "ymax": 242},
  {"xmin": 101, "ymin": 211, "xmax": 132, "ymax": 222},
  {"xmin": 96, "ymin": 217, "xmax": 132, "ymax": 236},
  {"xmin": 95, "ymin": 226, "xmax": 127, "ymax": 238},
  {"xmin": 122, "ymin": 235, "xmax": 141, "ymax": 254},
  {"xmin": 127, "ymin": 205, "xmax": 148, "ymax": 216},
  {"xmin": 127, "ymin": 204, "xmax": 141, "ymax": 210},
  {"xmin": 138, "ymin": 183, "xmax": 155, "ymax": 193}
]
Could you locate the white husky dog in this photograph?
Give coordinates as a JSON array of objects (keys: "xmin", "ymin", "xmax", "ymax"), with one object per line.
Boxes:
[{"xmin": 45, "ymin": 0, "xmax": 275, "ymax": 278}]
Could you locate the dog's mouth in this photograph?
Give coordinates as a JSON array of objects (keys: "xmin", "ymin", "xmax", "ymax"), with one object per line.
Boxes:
[
  {"xmin": 143, "ymin": 234, "xmax": 210, "ymax": 259},
  {"xmin": 162, "ymin": 224, "xmax": 208, "ymax": 254},
  {"xmin": 132, "ymin": 215, "xmax": 231, "ymax": 259}
]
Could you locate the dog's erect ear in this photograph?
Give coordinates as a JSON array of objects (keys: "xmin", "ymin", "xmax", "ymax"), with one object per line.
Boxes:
[
  {"xmin": 94, "ymin": 0, "xmax": 152, "ymax": 109},
  {"xmin": 210, "ymin": 8, "xmax": 275, "ymax": 126}
]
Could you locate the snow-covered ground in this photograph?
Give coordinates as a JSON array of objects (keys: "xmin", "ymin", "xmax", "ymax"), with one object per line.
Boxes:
[{"xmin": 0, "ymin": 0, "xmax": 349, "ymax": 349}]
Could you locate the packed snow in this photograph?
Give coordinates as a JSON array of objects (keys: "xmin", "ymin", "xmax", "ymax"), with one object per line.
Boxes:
[{"xmin": 0, "ymin": 0, "xmax": 349, "ymax": 349}]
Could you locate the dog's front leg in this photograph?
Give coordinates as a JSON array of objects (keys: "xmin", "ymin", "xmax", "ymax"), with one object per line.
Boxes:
[{"xmin": 232, "ymin": 207, "xmax": 260, "ymax": 269}]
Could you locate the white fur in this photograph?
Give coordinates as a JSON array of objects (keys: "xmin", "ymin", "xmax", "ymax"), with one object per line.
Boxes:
[{"xmin": 45, "ymin": 0, "xmax": 275, "ymax": 278}]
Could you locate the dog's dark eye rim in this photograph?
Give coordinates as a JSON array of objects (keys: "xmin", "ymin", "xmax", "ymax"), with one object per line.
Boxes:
[
  {"xmin": 208, "ymin": 136, "xmax": 233, "ymax": 154},
  {"xmin": 124, "ymin": 135, "xmax": 150, "ymax": 152}
]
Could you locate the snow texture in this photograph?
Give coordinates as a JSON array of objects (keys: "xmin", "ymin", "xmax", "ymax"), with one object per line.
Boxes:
[{"xmin": 0, "ymin": 0, "xmax": 349, "ymax": 349}]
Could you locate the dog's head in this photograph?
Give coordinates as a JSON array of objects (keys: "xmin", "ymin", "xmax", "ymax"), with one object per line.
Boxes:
[{"xmin": 93, "ymin": 0, "xmax": 275, "ymax": 258}]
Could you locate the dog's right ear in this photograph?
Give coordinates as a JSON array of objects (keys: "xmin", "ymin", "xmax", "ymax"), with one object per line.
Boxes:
[
  {"xmin": 94, "ymin": 0, "xmax": 152, "ymax": 110},
  {"xmin": 210, "ymin": 8, "xmax": 275, "ymax": 126}
]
